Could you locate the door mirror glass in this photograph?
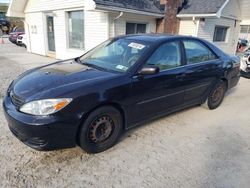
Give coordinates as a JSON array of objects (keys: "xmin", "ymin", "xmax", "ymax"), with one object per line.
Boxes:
[{"xmin": 138, "ymin": 66, "xmax": 160, "ymax": 75}]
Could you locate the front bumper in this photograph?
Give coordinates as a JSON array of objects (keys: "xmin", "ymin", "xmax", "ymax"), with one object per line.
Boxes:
[
  {"xmin": 240, "ymin": 59, "xmax": 250, "ymax": 78},
  {"xmin": 3, "ymin": 96, "xmax": 81, "ymax": 151},
  {"xmin": 16, "ymin": 41, "xmax": 23, "ymax": 46}
]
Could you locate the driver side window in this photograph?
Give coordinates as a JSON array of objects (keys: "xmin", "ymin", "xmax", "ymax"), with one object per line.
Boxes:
[{"xmin": 146, "ymin": 41, "xmax": 181, "ymax": 71}]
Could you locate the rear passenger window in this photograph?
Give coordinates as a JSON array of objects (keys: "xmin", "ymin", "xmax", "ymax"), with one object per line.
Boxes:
[{"xmin": 183, "ymin": 40, "xmax": 217, "ymax": 64}]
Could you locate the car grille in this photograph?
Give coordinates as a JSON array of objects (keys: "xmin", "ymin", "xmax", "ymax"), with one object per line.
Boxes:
[{"xmin": 10, "ymin": 91, "xmax": 25, "ymax": 107}]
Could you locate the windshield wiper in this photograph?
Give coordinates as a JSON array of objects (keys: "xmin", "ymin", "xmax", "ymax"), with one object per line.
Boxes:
[
  {"xmin": 77, "ymin": 59, "xmax": 103, "ymax": 70},
  {"xmin": 74, "ymin": 57, "xmax": 120, "ymax": 73}
]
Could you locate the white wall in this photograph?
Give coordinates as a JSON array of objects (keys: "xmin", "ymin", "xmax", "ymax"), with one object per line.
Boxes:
[
  {"xmin": 84, "ymin": 10, "xmax": 109, "ymax": 51},
  {"xmin": 25, "ymin": 12, "xmax": 46, "ymax": 56},
  {"xmin": 179, "ymin": 19, "xmax": 198, "ymax": 36},
  {"xmin": 24, "ymin": 0, "xmax": 86, "ymax": 59},
  {"xmin": 23, "ymin": 0, "xmax": 157, "ymax": 60},
  {"xmin": 52, "ymin": 9, "xmax": 109, "ymax": 59},
  {"xmin": 25, "ymin": 0, "xmax": 84, "ymax": 13},
  {"xmin": 24, "ymin": 0, "xmax": 110, "ymax": 59},
  {"xmin": 109, "ymin": 12, "xmax": 157, "ymax": 36},
  {"xmin": 197, "ymin": 17, "xmax": 240, "ymax": 55}
]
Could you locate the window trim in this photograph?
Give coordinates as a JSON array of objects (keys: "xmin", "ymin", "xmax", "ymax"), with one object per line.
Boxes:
[
  {"xmin": 181, "ymin": 39, "xmax": 219, "ymax": 65},
  {"xmin": 65, "ymin": 9, "xmax": 85, "ymax": 50},
  {"xmin": 156, "ymin": 58, "xmax": 220, "ymax": 73},
  {"xmin": 136, "ymin": 39, "xmax": 220, "ymax": 75},
  {"xmin": 213, "ymin": 25, "xmax": 229, "ymax": 43}
]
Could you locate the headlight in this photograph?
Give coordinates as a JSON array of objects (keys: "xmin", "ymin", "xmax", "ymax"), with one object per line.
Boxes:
[{"xmin": 19, "ymin": 98, "xmax": 72, "ymax": 116}]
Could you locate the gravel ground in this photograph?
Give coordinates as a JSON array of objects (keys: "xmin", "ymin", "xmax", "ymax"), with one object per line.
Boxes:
[{"xmin": 1, "ymin": 42, "xmax": 250, "ymax": 188}]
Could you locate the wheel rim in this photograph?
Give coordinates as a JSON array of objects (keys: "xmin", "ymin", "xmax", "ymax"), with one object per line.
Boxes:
[
  {"xmin": 211, "ymin": 86, "xmax": 224, "ymax": 105},
  {"xmin": 89, "ymin": 115, "xmax": 114, "ymax": 143}
]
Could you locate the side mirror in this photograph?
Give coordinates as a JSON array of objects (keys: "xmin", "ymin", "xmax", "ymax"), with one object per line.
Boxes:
[{"xmin": 138, "ymin": 66, "xmax": 160, "ymax": 75}]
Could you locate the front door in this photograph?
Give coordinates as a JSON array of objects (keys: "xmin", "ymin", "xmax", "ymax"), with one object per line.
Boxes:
[
  {"xmin": 46, "ymin": 15, "xmax": 55, "ymax": 53},
  {"xmin": 128, "ymin": 41, "xmax": 186, "ymax": 124}
]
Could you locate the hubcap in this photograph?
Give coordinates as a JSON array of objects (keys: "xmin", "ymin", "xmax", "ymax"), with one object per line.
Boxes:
[
  {"xmin": 211, "ymin": 86, "xmax": 223, "ymax": 104},
  {"xmin": 89, "ymin": 115, "xmax": 114, "ymax": 143}
]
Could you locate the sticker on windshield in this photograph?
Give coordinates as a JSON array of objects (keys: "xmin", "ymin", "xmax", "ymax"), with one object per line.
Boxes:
[
  {"xmin": 116, "ymin": 65, "xmax": 128, "ymax": 71},
  {"xmin": 128, "ymin": 42, "xmax": 145, "ymax": 50}
]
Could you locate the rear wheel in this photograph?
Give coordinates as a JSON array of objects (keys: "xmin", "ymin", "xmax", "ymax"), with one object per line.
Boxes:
[
  {"xmin": 78, "ymin": 106, "xmax": 123, "ymax": 153},
  {"xmin": 203, "ymin": 81, "xmax": 226, "ymax": 110}
]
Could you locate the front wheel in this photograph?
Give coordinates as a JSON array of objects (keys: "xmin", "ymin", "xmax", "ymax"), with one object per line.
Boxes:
[
  {"xmin": 203, "ymin": 81, "xmax": 226, "ymax": 110},
  {"xmin": 78, "ymin": 106, "xmax": 123, "ymax": 153}
]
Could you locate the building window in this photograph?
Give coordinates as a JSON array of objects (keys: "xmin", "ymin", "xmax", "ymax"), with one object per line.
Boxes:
[
  {"xmin": 213, "ymin": 26, "xmax": 229, "ymax": 42},
  {"xmin": 240, "ymin": 25, "xmax": 250, "ymax": 34},
  {"xmin": 68, "ymin": 10, "xmax": 84, "ymax": 49},
  {"xmin": 126, "ymin": 23, "xmax": 147, "ymax": 34}
]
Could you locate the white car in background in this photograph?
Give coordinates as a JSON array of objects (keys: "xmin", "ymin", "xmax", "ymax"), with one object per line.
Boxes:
[
  {"xmin": 241, "ymin": 50, "xmax": 250, "ymax": 78},
  {"xmin": 16, "ymin": 34, "xmax": 27, "ymax": 48}
]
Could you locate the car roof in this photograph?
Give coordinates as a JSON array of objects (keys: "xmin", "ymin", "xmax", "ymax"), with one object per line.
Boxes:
[
  {"xmin": 115, "ymin": 34, "xmax": 228, "ymax": 59},
  {"xmin": 116, "ymin": 34, "xmax": 197, "ymax": 43}
]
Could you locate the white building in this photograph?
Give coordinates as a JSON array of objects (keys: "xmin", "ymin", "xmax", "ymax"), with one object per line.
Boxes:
[
  {"xmin": 177, "ymin": 0, "xmax": 242, "ymax": 55},
  {"xmin": 7, "ymin": 0, "xmax": 163, "ymax": 59},
  {"xmin": 238, "ymin": 0, "xmax": 250, "ymax": 41}
]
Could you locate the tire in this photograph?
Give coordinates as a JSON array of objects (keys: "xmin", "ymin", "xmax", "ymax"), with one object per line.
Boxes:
[
  {"xmin": 78, "ymin": 106, "xmax": 123, "ymax": 153},
  {"xmin": 203, "ymin": 81, "xmax": 226, "ymax": 110}
]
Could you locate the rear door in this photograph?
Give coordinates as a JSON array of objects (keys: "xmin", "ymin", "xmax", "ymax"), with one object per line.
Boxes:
[{"xmin": 181, "ymin": 39, "xmax": 223, "ymax": 105}]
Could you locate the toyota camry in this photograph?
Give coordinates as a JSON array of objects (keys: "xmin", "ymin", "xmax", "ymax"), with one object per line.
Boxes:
[{"xmin": 3, "ymin": 34, "xmax": 241, "ymax": 153}]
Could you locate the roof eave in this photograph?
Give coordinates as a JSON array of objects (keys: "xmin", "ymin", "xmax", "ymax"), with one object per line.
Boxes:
[
  {"xmin": 6, "ymin": 0, "xmax": 27, "ymax": 18},
  {"xmin": 216, "ymin": 0, "xmax": 230, "ymax": 18},
  {"xmin": 95, "ymin": 5, "xmax": 164, "ymax": 18},
  {"xmin": 6, "ymin": 11, "xmax": 25, "ymax": 18},
  {"xmin": 177, "ymin": 13, "xmax": 218, "ymax": 18},
  {"xmin": 177, "ymin": 0, "xmax": 231, "ymax": 19}
]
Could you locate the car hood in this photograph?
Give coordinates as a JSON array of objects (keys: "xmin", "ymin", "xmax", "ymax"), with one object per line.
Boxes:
[{"xmin": 11, "ymin": 59, "xmax": 118, "ymax": 100}]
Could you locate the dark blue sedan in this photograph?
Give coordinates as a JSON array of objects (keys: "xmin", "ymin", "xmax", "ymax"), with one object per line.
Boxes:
[{"xmin": 3, "ymin": 34, "xmax": 241, "ymax": 153}]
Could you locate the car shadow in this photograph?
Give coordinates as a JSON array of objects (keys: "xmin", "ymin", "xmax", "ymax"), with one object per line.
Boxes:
[
  {"xmin": 119, "ymin": 105, "xmax": 199, "ymax": 143},
  {"xmin": 31, "ymin": 87, "xmax": 239, "ymax": 161},
  {"xmin": 225, "ymin": 87, "xmax": 237, "ymax": 97},
  {"xmin": 33, "ymin": 105, "xmax": 198, "ymax": 164}
]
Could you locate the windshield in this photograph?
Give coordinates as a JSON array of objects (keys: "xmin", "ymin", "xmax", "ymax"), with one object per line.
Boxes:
[{"xmin": 80, "ymin": 38, "xmax": 150, "ymax": 73}]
